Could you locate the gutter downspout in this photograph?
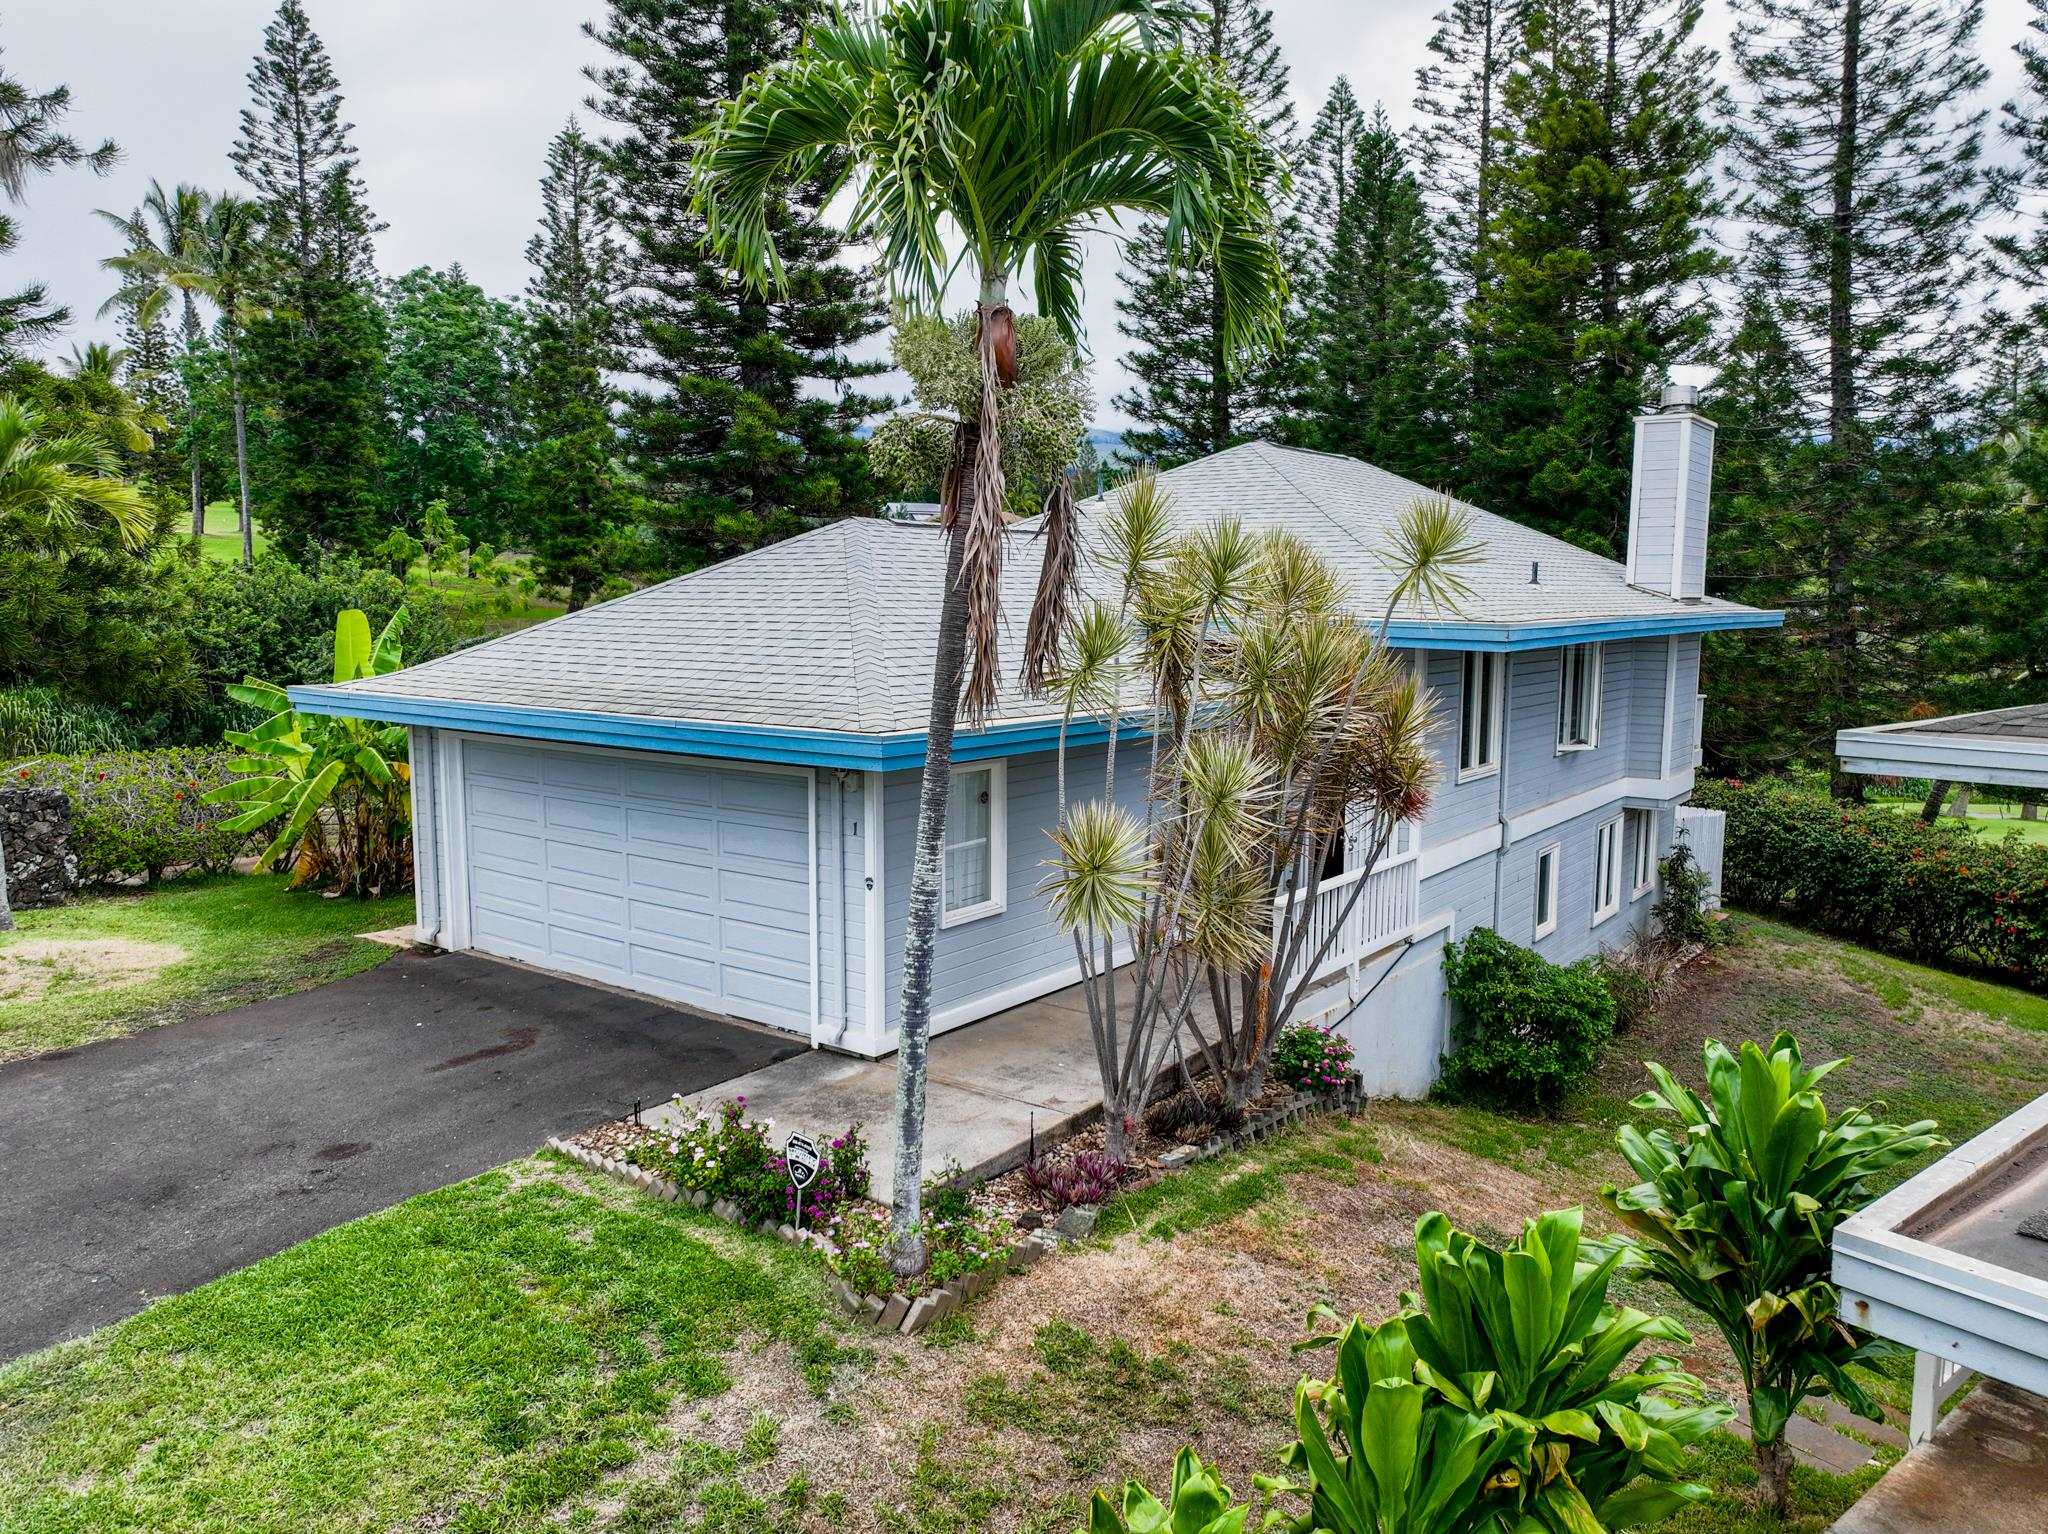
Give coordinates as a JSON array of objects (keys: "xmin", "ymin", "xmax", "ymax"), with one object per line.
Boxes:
[
  {"xmin": 1492, "ymin": 659, "xmax": 1513, "ymax": 932},
  {"xmin": 832, "ymin": 770, "xmax": 854, "ymax": 1049}
]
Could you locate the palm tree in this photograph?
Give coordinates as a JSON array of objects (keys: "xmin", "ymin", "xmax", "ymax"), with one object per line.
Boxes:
[
  {"xmin": 0, "ymin": 395, "xmax": 152, "ymax": 932},
  {"xmin": 692, "ymin": 0, "xmax": 1287, "ymax": 1273},
  {"xmin": 108, "ymin": 193, "xmax": 265, "ymax": 565},
  {"xmin": 96, "ymin": 180, "xmax": 208, "ymax": 533},
  {"xmin": 62, "ymin": 341, "xmax": 164, "ymax": 456}
]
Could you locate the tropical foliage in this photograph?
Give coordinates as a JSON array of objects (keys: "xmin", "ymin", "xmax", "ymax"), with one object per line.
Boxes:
[
  {"xmin": 1090, "ymin": 1448, "xmax": 1245, "ymax": 1534},
  {"xmin": 1041, "ymin": 476, "xmax": 1472, "ymax": 1148},
  {"xmin": 1602, "ymin": 1033, "xmax": 1948, "ymax": 1515},
  {"xmin": 1440, "ymin": 927, "xmax": 1618, "ymax": 1110},
  {"xmin": 205, "ymin": 608, "xmax": 412, "ymax": 896}
]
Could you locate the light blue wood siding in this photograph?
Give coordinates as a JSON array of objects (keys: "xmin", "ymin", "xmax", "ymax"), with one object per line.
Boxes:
[
  {"xmin": 1681, "ymin": 425, "xmax": 1713, "ymax": 598},
  {"xmin": 1631, "ymin": 417, "xmax": 1682, "ymax": 587},
  {"xmin": 1421, "ymin": 649, "xmax": 1504, "ymax": 842},
  {"xmin": 1503, "ymin": 644, "xmax": 1635, "ymax": 816},
  {"xmin": 813, "ymin": 770, "xmax": 868, "ymax": 1046},
  {"xmin": 1627, "ymin": 640, "xmax": 1670, "ymax": 777},
  {"xmin": 1669, "ymin": 637, "xmax": 1701, "ymax": 772},
  {"xmin": 882, "ymin": 742, "xmax": 1146, "ymax": 1028},
  {"xmin": 1496, "ymin": 801, "xmax": 1667, "ymax": 964},
  {"xmin": 1420, "ymin": 852, "xmax": 1498, "ymax": 944}
]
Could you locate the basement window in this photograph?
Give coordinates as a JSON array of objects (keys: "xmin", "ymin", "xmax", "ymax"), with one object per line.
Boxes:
[
  {"xmin": 942, "ymin": 760, "xmax": 1007, "ymax": 925},
  {"xmin": 1557, "ymin": 643, "xmax": 1602, "ymax": 752}
]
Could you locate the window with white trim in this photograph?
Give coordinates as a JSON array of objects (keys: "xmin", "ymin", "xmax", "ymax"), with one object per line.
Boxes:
[
  {"xmin": 1533, "ymin": 843, "xmax": 1560, "ymax": 938},
  {"xmin": 1557, "ymin": 643, "xmax": 1601, "ymax": 751},
  {"xmin": 1592, "ymin": 815, "xmax": 1623, "ymax": 924},
  {"xmin": 941, "ymin": 761, "xmax": 1006, "ymax": 923},
  {"xmin": 1458, "ymin": 650, "xmax": 1503, "ymax": 779},
  {"xmin": 1629, "ymin": 808, "xmax": 1657, "ymax": 898}
]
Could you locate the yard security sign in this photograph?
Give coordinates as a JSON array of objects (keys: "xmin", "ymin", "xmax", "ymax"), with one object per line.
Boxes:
[{"xmin": 784, "ymin": 1131, "xmax": 820, "ymax": 1231}]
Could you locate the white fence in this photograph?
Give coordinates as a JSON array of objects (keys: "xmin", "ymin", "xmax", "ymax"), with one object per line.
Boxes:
[
  {"xmin": 1272, "ymin": 855, "xmax": 1420, "ymax": 990},
  {"xmin": 1675, "ymin": 804, "xmax": 1725, "ymax": 910}
]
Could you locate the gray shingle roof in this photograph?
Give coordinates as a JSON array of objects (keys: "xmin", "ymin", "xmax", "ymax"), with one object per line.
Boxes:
[
  {"xmin": 320, "ymin": 440, "xmax": 1774, "ymax": 736},
  {"xmin": 1897, "ymin": 703, "xmax": 2048, "ymax": 742}
]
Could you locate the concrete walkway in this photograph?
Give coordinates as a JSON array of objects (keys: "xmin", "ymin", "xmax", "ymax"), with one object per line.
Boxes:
[
  {"xmin": 652, "ymin": 979, "xmax": 1106, "ymax": 1201},
  {"xmin": 1830, "ymin": 1381, "xmax": 2048, "ymax": 1533}
]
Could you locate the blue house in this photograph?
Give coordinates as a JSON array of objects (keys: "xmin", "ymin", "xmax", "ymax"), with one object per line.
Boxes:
[{"xmin": 295, "ymin": 384, "xmax": 1779, "ymax": 1095}]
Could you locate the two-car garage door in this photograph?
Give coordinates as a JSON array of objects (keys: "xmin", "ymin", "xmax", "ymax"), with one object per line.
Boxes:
[{"xmin": 457, "ymin": 740, "xmax": 812, "ymax": 1030}]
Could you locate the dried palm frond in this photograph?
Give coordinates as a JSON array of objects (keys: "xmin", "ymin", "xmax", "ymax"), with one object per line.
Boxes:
[
  {"xmin": 958, "ymin": 303, "xmax": 1013, "ymax": 726},
  {"xmin": 1020, "ymin": 469, "xmax": 1079, "ymax": 696}
]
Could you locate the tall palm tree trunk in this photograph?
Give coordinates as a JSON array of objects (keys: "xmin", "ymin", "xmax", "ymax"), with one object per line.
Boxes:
[
  {"xmin": 229, "ymin": 339, "xmax": 253, "ymax": 568},
  {"xmin": 890, "ymin": 272, "xmax": 1009, "ymax": 1274},
  {"xmin": 190, "ymin": 453, "xmax": 206, "ymax": 539}
]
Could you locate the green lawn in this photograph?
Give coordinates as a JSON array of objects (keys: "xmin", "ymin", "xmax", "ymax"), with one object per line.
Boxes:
[
  {"xmin": 185, "ymin": 499, "xmax": 270, "ymax": 563},
  {"xmin": 0, "ymin": 1159, "xmax": 862, "ymax": 1534},
  {"xmin": 0, "ymin": 874, "xmax": 413, "ymax": 1062},
  {"xmin": 0, "ymin": 913, "xmax": 2037, "ymax": 1532},
  {"xmin": 1873, "ymin": 797, "xmax": 2048, "ymax": 847}
]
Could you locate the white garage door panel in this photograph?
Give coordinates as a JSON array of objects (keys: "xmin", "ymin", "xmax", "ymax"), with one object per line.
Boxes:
[{"xmin": 459, "ymin": 741, "xmax": 812, "ymax": 1031}]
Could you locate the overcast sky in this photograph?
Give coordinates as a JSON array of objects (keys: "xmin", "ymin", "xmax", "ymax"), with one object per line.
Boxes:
[{"xmin": 10, "ymin": 1, "xmax": 2040, "ymax": 428}]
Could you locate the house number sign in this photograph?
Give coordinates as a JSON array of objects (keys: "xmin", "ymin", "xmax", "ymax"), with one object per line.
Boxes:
[{"xmin": 784, "ymin": 1131, "xmax": 821, "ymax": 1232}]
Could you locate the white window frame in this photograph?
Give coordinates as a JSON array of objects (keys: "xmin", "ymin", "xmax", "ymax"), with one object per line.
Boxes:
[
  {"xmin": 1556, "ymin": 643, "xmax": 1602, "ymax": 753},
  {"xmin": 1592, "ymin": 814, "xmax": 1624, "ymax": 926},
  {"xmin": 940, "ymin": 758, "xmax": 1007, "ymax": 927},
  {"xmin": 1533, "ymin": 842, "xmax": 1561, "ymax": 939},
  {"xmin": 1457, "ymin": 649, "xmax": 1506, "ymax": 782},
  {"xmin": 1630, "ymin": 808, "xmax": 1657, "ymax": 899}
]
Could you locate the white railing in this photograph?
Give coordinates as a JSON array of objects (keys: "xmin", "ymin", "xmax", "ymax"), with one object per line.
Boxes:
[
  {"xmin": 1910, "ymin": 1352, "xmax": 1974, "ymax": 1447},
  {"xmin": 1272, "ymin": 855, "xmax": 1421, "ymax": 989},
  {"xmin": 1675, "ymin": 805, "xmax": 1725, "ymax": 910}
]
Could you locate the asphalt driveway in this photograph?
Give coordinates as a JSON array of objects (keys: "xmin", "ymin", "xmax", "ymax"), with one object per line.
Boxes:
[{"xmin": 0, "ymin": 949, "xmax": 803, "ymax": 1362}]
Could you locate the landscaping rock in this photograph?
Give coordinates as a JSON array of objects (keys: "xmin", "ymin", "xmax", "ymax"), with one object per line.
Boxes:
[
  {"xmin": 1159, "ymin": 1145, "xmax": 1197, "ymax": 1169},
  {"xmin": 861, "ymin": 1294, "xmax": 886, "ymax": 1324},
  {"xmin": 878, "ymin": 1293, "xmax": 910, "ymax": 1330},
  {"xmin": 901, "ymin": 1294, "xmax": 940, "ymax": 1333},
  {"xmin": 690, "ymin": 1189, "xmax": 709, "ymax": 1208},
  {"xmin": 1055, "ymin": 1204, "xmax": 1099, "ymax": 1239}
]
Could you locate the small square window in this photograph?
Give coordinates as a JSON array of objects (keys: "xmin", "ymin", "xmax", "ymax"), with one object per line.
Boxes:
[
  {"xmin": 1459, "ymin": 650, "xmax": 1504, "ymax": 779},
  {"xmin": 1557, "ymin": 644, "xmax": 1601, "ymax": 751},
  {"xmin": 942, "ymin": 762, "xmax": 1006, "ymax": 924},
  {"xmin": 1592, "ymin": 815, "xmax": 1623, "ymax": 925},
  {"xmin": 1534, "ymin": 843, "xmax": 1560, "ymax": 939}
]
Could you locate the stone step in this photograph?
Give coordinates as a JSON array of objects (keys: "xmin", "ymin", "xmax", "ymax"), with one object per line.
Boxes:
[{"xmin": 1725, "ymin": 1400, "xmax": 1880, "ymax": 1475}]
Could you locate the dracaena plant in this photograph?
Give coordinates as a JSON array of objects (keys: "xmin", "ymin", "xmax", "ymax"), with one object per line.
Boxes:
[
  {"xmin": 1090, "ymin": 1447, "xmax": 1245, "ymax": 1534},
  {"xmin": 1270, "ymin": 1209, "xmax": 1727, "ymax": 1534},
  {"xmin": 205, "ymin": 608, "xmax": 413, "ymax": 897},
  {"xmin": 1041, "ymin": 476, "xmax": 1474, "ymax": 1147},
  {"xmin": 1602, "ymin": 1033, "xmax": 1947, "ymax": 1518}
]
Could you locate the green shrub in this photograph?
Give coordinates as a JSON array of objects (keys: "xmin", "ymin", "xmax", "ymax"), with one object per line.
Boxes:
[
  {"xmin": 628, "ymin": 1097, "xmax": 870, "ymax": 1229},
  {"xmin": 8, "ymin": 749, "xmax": 249, "ymax": 881},
  {"xmin": 1603, "ymin": 1033, "xmax": 1946, "ymax": 1517},
  {"xmin": 1652, "ymin": 835, "xmax": 1718, "ymax": 950},
  {"xmin": 1692, "ymin": 775, "xmax": 2048, "ymax": 987},
  {"xmin": 0, "ymin": 685, "xmax": 139, "ymax": 759},
  {"xmin": 1439, "ymin": 927, "xmax": 1615, "ymax": 1111},
  {"xmin": 1272, "ymin": 1023, "xmax": 1356, "ymax": 1093}
]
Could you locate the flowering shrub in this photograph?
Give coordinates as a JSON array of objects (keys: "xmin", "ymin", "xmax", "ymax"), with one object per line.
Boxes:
[
  {"xmin": 830, "ymin": 1198, "xmax": 1014, "ymax": 1297},
  {"xmin": 1692, "ymin": 777, "xmax": 2048, "ymax": 988},
  {"xmin": 1272, "ymin": 1023, "xmax": 1356, "ymax": 1094},
  {"xmin": 1021, "ymin": 1148, "xmax": 1127, "ymax": 1210},
  {"xmin": 8, "ymin": 750, "xmax": 250, "ymax": 882},
  {"xmin": 628, "ymin": 1097, "xmax": 870, "ymax": 1229}
]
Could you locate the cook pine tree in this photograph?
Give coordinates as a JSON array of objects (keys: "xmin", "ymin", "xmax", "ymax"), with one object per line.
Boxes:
[
  {"xmin": 520, "ymin": 120, "xmax": 631, "ymax": 611},
  {"xmin": 584, "ymin": 0, "xmax": 886, "ymax": 569},
  {"xmin": 232, "ymin": 0, "xmax": 388, "ymax": 559},
  {"xmin": 1721, "ymin": 0, "xmax": 1991, "ymax": 806},
  {"xmin": 1113, "ymin": 0, "xmax": 1295, "ymax": 462},
  {"xmin": 1296, "ymin": 106, "xmax": 1460, "ymax": 484},
  {"xmin": 1465, "ymin": 0, "xmax": 1724, "ymax": 549}
]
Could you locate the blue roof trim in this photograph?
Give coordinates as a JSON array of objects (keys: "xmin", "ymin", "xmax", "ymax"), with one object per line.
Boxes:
[
  {"xmin": 1382, "ymin": 607, "xmax": 1784, "ymax": 652},
  {"xmin": 290, "ymin": 606, "xmax": 1781, "ymax": 768},
  {"xmin": 286, "ymin": 685, "xmax": 1148, "ymax": 771}
]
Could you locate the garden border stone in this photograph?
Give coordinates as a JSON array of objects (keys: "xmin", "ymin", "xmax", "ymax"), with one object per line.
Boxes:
[{"xmin": 544, "ymin": 1074, "xmax": 1365, "ymax": 1337}]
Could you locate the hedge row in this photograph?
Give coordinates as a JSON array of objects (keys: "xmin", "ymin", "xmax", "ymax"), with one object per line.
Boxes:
[
  {"xmin": 1690, "ymin": 777, "xmax": 2048, "ymax": 989},
  {"xmin": 6, "ymin": 750, "xmax": 251, "ymax": 883}
]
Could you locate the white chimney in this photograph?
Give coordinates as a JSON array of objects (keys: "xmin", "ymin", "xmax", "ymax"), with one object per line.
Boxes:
[{"xmin": 1625, "ymin": 381, "xmax": 1714, "ymax": 600}]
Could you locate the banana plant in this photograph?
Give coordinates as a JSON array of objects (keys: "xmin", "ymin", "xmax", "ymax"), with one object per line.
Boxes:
[
  {"xmin": 1602, "ymin": 1033, "xmax": 1946, "ymax": 1518},
  {"xmin": 205, "ymin": 608, "xmax": 413, "ymax": 896},
  {"xmin": 1090, "ymin": 1448, "xmax": 1245, "ymax": 1534}
]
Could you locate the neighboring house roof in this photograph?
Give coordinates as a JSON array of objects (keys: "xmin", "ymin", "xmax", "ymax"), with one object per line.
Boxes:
[
  {"xmin": 1837, "ymin": 702, "xmax": 2048, "ymax": 790},
  {"xmin": 294, "ymin": 440, "xmax": 1782, "ymax": 767}
]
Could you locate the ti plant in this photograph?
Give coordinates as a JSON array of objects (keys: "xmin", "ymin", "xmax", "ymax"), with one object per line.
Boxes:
[
  {"xmin": 206, "ymin": 608, "xmax": 414, "ymax": 897},
  {"xmin": 1270, "ymin": 1208, "xmax": 1728, "ymax": 1533},
  {"xmin": 1602, "ymin": 1033, "xmax": 1947, "ymax": 1517},
  {"xmin": 1090, "ymin": 1448, "xmax": 1246, "ymax": 1534}
]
